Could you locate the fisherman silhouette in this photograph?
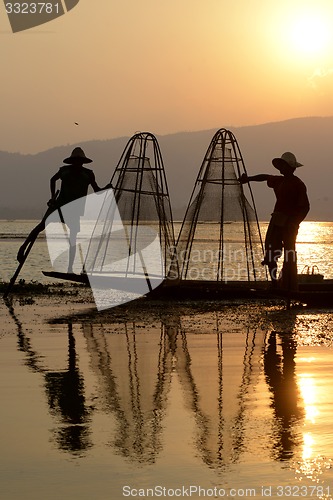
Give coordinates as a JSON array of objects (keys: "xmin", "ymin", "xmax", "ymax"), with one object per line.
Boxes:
[
  {"xmin": 240, "ymin": 152, "xmax": 310, "ymax": 290},
  {"xmin": 17, "ymin": 147, "xmax": 110, "ymax": 273}
]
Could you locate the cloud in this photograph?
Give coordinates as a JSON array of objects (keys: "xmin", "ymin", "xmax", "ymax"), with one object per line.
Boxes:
[{"xmin": 308, "ymin": 67, "xmax": 333, "ymax": 90}]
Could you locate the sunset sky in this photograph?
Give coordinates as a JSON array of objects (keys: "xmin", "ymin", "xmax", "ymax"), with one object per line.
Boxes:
[{"xmin": 1, "ymin": 0, "xmax": 333, "ymax": 153}]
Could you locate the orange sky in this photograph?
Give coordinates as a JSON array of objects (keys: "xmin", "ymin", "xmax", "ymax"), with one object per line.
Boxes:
[{"xmin": 1, "ymin": 0, "xmax": 333, "ymax": 153}]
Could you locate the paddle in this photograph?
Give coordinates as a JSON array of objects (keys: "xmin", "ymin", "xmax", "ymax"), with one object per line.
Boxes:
[{"xmin": 3, "ymin": 191, "xmax": 59, "ymax": 298}]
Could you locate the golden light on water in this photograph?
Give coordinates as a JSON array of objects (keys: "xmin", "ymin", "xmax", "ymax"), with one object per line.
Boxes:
[
  {"xmin": 298, "ymin": 371, "xmax": 318, "ymax": 463},
  {"xmin": 297, "ymin": 221, "xmax": 333, "ymax": 247},
  {"xmin": 296, "ymin": 222, "xmax": 333, "ymax": 280},
  {"xmin": 302, "ymin": 432, "xmax": 314, "ymax": 461},
  {"xmin": 295, "ymin": 349, "xmax": 333, "ymax": 482},
  {"xmin": 298, "ymin": 373, "xmax": 319, "ymax": 423}
]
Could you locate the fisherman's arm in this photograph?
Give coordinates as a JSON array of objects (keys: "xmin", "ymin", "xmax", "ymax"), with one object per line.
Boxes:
[
  {"xmin": 239, "ymin": 173, "xmax": 270, "ymax": 183},
  {"xmin": 88, "ymin": 171, "xmax": 112, "ymax": 192},
  {"xmin": 50, "ymin": 173, "xmax": 59, "ymax": 197},
  {"xmin": 90, "ymin": 172, "xmax": 113, "ymax": 192},
  {"xmin": 47, "ymin": 172, "xmax": 61, "ymax": 206}
]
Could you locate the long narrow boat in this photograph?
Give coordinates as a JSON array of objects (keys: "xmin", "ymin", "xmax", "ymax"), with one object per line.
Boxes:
[{"xmin": 42, "ymin": 271, "xmax": 333, "ymax": 307}]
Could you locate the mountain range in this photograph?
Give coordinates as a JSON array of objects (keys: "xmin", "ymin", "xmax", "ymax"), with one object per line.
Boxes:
[{"xmin": 0, "ymin": 116, "xmax": 332, "ymax": 221}]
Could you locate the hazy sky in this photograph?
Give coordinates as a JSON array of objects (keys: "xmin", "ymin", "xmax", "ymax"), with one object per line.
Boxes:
[{"xmin": 1, "ymin": 0, "xmax": 333, "ymax": 153}]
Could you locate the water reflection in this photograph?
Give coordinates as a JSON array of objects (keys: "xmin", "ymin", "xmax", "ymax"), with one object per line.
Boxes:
[
  {"xmin": 81, "ymin": 319, "xmax": 179, "ymax": 463},
  {"xmin": 44, "ymin": 325, "xmax": 91, "ymax": 453},
  {"xmin": 264, "ymin": 330, "xmax": 304, "ymax": 461},
  {"xmin": 6, "ymin": 299, "xmax": 333, "ymax": 488},
  {"xmin": 5, "ymin": 299, "xmax": 92, "ymax": 455},
  {"xmin": 176, "ymin": 321, "xmax": 265, "ymax": 467}
]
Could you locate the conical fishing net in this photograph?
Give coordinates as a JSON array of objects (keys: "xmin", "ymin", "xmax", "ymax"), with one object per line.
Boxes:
[
  {"xmin": 173, "ymin": 129, "xmax": 266, "ymax": 282},
  {"xmin": 83, "ymin": 132, "xmax": 176, "ymax": 283}
]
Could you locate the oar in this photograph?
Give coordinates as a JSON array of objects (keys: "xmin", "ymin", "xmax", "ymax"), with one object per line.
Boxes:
[
  {"xmin": 3, "ymin": 238, "xmax": 36, "ymax": 298},
  {"xmin": 3, "ymin": 192, "xmax": 59, "ymax": 298}
]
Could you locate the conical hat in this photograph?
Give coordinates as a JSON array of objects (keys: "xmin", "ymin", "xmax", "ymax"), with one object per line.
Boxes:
[
  {"xmin": 63, "ymin": 147, "xmax": 92, "ymax": 164},
  {"xmin": 272, "ymin": 152, "xmax": 303, "ymax": 170}
]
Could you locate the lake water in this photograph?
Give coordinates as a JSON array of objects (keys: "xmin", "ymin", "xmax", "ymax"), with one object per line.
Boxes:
[
  {"xmin": 1, "ymin": 220, "xmax": 333, "ymax": 284},
  {"xmin": 1, "ymin": 221, "xmax": 333, "ymax": 499}
]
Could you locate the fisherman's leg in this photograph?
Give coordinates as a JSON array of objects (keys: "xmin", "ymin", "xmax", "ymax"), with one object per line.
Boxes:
[
  {"xmin": 68, "ymin": 229, "xmax": 79, "ymax": 273},
  {"xmin": 267, "ymin": 252, "xmax": 282, "ymax": 285},
  {"xmin": 262, "ymin": 219, "xmax": 274, "ymax": 266},
  {"xmin": 263, "ymin": 223, "xmax": 283, "ymax": 285},
  {"xmin": 281, "ymin": 225, "xmax": 299, "ymax": 291}
]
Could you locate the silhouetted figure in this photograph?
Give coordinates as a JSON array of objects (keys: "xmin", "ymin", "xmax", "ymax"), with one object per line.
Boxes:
[
  {"xmin": 240, "ymin": 152, "xmax": 309, "ymax": 290},
  {"xmin": 17, "ymin": 147, "xmax": 109, "ymax": 273}
]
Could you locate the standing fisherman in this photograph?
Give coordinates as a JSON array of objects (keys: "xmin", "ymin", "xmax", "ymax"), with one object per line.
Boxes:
[
  {"xmin": 17, "ymin": 147, "xmax": 108, "ymax": 273},
  {"xmin": 240, "ymin": 152, "xmax": 310, "ymax": 290}
]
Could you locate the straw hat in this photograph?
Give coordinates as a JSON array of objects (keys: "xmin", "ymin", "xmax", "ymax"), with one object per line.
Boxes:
[
  {"xmin": 63, "ymin": 147, "xmax": 92, "ymax": 164},
  {"xmin": 272, "ymin": 152, "xmax": 303, "ymax": 170}
]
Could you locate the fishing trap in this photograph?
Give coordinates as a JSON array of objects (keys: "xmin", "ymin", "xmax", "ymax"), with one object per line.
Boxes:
[
  {"xmin": 81, "ymin": 132, "xmax": 177, "ymax": 299},
  {"xmin": 172, "ymin": 128, "xmax": 266, "ymax": 283}
]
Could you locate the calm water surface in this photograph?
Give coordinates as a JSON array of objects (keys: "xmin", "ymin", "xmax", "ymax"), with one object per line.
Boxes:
[
  {"xmin": 1, "ymin": 220, "xmax": 333, "ymax": 283},
  {"xmin": 1, "ymin": 221, "xmax": 333, "ymax": 499},
  {"xmin": 1, "ymin": 301, "xmax": 333, "ymax": 500}
]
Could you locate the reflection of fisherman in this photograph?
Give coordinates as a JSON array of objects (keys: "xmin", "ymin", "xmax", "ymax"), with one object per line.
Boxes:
[
  {"xmin": 17, "ymin": 147, "xmax": 110, "ymax": 273},
  {"xmin": 5, "ymin": 297, "xmax": 92, "ymax": 454},
  {"xmin": 45, "ymin": 325, "xmax": 91, "ymax": 452},
  {"xmin": 240, "ymin": 152, "xmax": 310, "ymax": 289},
  {"xmin": 264, "ymin": 331, "xmax": 304, "ymax": 460}
]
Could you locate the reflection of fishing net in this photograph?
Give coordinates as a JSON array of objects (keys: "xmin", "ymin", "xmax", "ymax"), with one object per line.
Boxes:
[
  {"xmin": 83, "ymin": 132, "xmax": 176, "ymax": 281},
  {"xmin": 173, "ymin": 129, "xmax": 266, "ymax": 282},
  {"xmin": 83, "ymin": 321, "xmax": 177, "ymax": 463}
]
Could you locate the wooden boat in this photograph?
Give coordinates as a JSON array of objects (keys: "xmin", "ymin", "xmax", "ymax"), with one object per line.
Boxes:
[
  {"xmin": 42, "ymin": 271, "xmax": 333, "ymax": 307},
  {"xmin": 42, "ymin": 270, "xmax": 163, "ymax": 294}
]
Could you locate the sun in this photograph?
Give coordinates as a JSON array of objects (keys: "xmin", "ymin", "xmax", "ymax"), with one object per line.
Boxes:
[{"xmin": 286, "ymin": 9, "xmax": 331, "ymax": 59}]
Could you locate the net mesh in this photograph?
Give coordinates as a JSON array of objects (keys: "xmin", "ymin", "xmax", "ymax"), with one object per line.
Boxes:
[
  {"xmin": 83, "ymin": 133, "xmax": 176, "ymax": 280},
  {"xmin": 172, "ymin": 129, "xmax": 266, "ymax": 282}
]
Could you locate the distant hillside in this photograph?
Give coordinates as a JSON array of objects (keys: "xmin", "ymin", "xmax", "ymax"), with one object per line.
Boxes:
[{"xmin": 0, "ymin": 117, "xmax": 332, "ymax": 221}]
